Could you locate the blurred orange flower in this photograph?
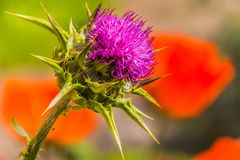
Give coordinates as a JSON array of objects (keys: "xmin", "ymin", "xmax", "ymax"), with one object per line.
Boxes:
[
  {"xmin": 193, "ymin": 136, "xmax": 240, "ymax": 160},
  {"xmin": 145, "ymin": 32, "xmax": 235, "ymax": 118},
  {"xmin": 1, "ymin": 77, "xmax": 97, "ymax": 144}
]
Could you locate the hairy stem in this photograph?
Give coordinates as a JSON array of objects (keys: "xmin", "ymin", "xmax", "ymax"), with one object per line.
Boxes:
[{"xmin": 22, "ymin": 82, "xmax": 75, "ymax": 160}]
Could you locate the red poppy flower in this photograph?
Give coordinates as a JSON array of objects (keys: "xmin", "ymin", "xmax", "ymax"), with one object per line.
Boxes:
[
  {"xmin": 1, "ymin": 77, "xmax": 97, "ymax": 144},
  {"xmin": 193, "ymin": 136, "xmax": 240, "ymax": 160},
  {"xmin": 145, "ymin": 32, "xmax": 235, "ymax": 118}
]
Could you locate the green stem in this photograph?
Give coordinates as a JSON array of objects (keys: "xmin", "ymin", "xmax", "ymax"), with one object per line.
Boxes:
[{"xmin": 22, "ymin": 82, "xmax": 75, "ymax": 160}]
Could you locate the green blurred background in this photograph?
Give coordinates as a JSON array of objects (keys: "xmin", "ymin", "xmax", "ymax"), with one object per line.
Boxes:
[
  {"xmin": 0, "ymin": 0, "xmax": 104, "ymax": 70},
  {"xmin": 0, "ymin": 0, "xmax": 240, "ymax": 160}
]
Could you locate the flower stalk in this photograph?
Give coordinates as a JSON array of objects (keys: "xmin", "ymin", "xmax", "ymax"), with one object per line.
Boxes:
[
  {"xmin": 21, "ymin": 77, "xmax": 78, "ymax": 160},
  {"xmin": 22, "ymin": 96, "xmax": 69, "ymax": 160}
]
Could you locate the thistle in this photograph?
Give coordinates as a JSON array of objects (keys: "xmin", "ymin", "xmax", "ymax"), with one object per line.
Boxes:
[
  {"xmin": 88, "ymin": 9, "xmax": 155, "ymax": 83},
  {"xmin": 7, "ymin": 2, "xmax": 160, "ymax": 160}
]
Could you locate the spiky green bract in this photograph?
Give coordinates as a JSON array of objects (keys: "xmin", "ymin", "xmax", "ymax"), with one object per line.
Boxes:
[
  {"xmin": 12, "ymin": 118, "xmax": 32, "ymax": 142},
  {"xmin": 8, "ymin": 3, "xmax": 160, "ymax": 160}
]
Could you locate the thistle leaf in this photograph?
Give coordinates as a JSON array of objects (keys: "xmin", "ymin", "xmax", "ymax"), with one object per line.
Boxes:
[
  {"xmin": 139, "ymin": 77, "xmax": 159, "ymax": 87},
  {"xmin": 90, "ymin": 101, "xmax": 125, "ymax": 160},
  {"xmin": 12, "ymin": 118, "xmax": 31, "ymax": 142},
  {"xmin": 85, "ymin": 1, "xmax": 92, "ymax": 18},
  {"xmin": 67, "ymin": 103, "xmax": 85, "ymax": 110},
  {"xmin": 139, "ymin": 74, "xmax": 172, "ymax": 88},
  {"xmin": 5, "ymin": 12, "xmax": 54, "ymax": 35},
  {"xmin": 69, "ymin": 19, "xmax": 80, "ymax": 44},
  {"xmin": 69, "ymin": 18, "xmax": 75, "ymax": 35},
  {"xmin": 40, "ymin": 2, "xmax": 68, "ymax": 49},
  {"xmin": 93, "ymin": 62, "xmax": 110, "ymax": 75},
  {"xmin": 87, "ymin": 2, "xmax": 102, "ymax": 30},
  {"xmin": 76, "ymin": 42, "xmax": 91, "ymax": 59},
  {"xmin": 91, "ymin": 2, "xmax": 102, "ymax": 20},
  {"xmin": 31, "ymin": 54, "xmax": 63, "ymax": 74},
  {"xmin": 134, "ymin": 107, "xmax": 154, "ymax": 120},
  {"xmin": 132, "ymin": 88, "xmax": 161, "ymax": 108},
  {"xmin": 85, "ymin": 79, "xmax": 117, "ymax": 93},
  {"xmin": 67, "ymin": 19, "xmax": 74, "ymax": 50},
  {"xmin": 41, "ymin": 75, "xmax": 76, "ymax": 115},
  {"xmin": 115, "ymin": 99, "xmax": 159, "ymax": 144},
  {"xmin": 76, "ymin": 42, "xmax": 92, "ymax": 68},
  {"xmin": 73, "ymin": 96, "xmax": 88, "ymax": 109},
  {"xmin": 122, "ymin": 81, "xmax": 133, "ymax": 93},
  {"xmin": 78, "ymin": 25, "xmax": 86, "ymax": 42}
]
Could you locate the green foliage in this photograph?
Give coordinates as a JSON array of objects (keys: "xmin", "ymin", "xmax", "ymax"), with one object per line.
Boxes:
[
  {"xmin": 5, "ymin": 12, "xmax": 54, "ymax": 34},
  {"xmin": 89, "ymin": 100, "xmax": 124, "ymax": 160},
  {"xmin": 115, "ymin": 98, "xmax": 159, "ymax": 144},
  {"xmin": 132, "ymin": 88, "xmax": 160, "ymax": 107},
  {"xmin": 31, "ymin": 54, "xmax": 63, "ymax": 73},
  {"xmin": 85, "ymin": 79, "xmax": 117, "ymax": 94}
]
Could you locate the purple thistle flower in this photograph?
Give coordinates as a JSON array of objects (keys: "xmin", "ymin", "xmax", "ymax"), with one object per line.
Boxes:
[{"xmin": 87, "ymin": 9, "xmax": 155, "ymax": 83}]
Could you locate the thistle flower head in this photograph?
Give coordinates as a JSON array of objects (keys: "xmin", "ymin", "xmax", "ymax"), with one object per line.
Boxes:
[{"xmin": 88, "ymin": 9, "xmax": 155, "ymax": 83}]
